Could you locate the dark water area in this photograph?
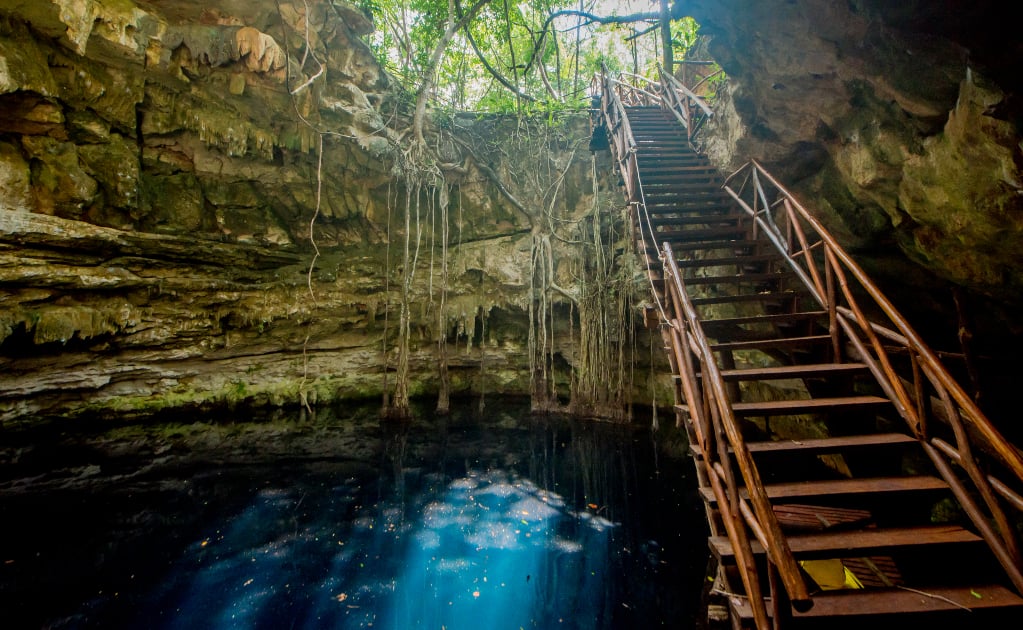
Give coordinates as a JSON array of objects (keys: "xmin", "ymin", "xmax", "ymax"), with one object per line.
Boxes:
[{"xmin": 0, "ymin": 398, "xmax": 707, "ymax": 629}]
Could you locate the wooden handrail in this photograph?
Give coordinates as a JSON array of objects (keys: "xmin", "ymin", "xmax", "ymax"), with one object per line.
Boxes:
[
  {"xmin": 663, "ymin": 243, "xmax": 813, "ymax": 613},
  {"xmin": 661, "ymin": 67, "xmax": 715, "ymax": 120},
  {"xmin": 730, "ymin": 160, "xmax": 1023, "ymax": 480},
  {"xmin": 598, "ymin": 66, "xmax": 812, "ymax": 623},
  {"xmin": 597, "ymin": 66, "xmax": 1023, "ymax": 625},
  {"xmin": 596, "ymin": 66, "xmax": 715, "ymax": 148},
  {"xmin": 723, "ymin": 159, "xmax": 1023, "ymax": 593}
]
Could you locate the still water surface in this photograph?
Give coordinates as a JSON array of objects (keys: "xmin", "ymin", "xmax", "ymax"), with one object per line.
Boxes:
[{"xmin": 0, "ymin": 399, "xmax": 705, "ymax": 629}]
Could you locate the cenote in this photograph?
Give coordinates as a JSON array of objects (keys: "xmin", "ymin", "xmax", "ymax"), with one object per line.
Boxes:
[{"xmin": 0, "ymin": 398, "xmax": 706, "ymax": 629}]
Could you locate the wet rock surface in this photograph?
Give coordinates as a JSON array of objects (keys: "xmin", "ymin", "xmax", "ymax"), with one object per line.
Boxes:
[
  {"xmin": 0, "ymin": 2, "xmax": 635, "ymax": 422},
  {"xmin": 683, "ymin": 0, "xmax": 1023, "ymax": 424}
]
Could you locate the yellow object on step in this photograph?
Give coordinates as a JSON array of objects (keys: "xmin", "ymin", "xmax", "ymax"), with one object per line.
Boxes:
[{"xmin": 800, "ymin": 559, "xmax": 865, "ymax": 591}]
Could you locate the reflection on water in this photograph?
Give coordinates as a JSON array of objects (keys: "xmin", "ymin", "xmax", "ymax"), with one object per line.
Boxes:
[{"xmin": 0, "ymin": 400, "xmax": 704, "ymax": 629}]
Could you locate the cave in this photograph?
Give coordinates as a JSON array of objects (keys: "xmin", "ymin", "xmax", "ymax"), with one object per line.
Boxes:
[{"xmin": 1, "ymin": 1, "xmax": 1021, "ymax": 628}]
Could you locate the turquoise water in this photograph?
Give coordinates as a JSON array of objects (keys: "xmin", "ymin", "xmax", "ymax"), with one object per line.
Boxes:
[{"xmin": 0, "ymin": 400, "xmax": 704, "ymax": 629}]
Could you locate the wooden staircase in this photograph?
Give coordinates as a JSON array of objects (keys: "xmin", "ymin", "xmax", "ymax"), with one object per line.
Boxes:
[{"xmin": 597, "ymin": 81, "xmax": 1023, "ymax": 629}]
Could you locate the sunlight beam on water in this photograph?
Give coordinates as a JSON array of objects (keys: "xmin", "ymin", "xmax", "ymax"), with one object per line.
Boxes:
[
  {"xmin": 153, "ymin": 469, "xmax": 617, "ymax": 630},
  {"xmin": 382, "ymin": 469, "xmax": 615, "ymax": 630}
]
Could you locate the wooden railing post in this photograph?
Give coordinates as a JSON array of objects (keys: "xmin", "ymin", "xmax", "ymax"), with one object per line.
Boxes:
[{"xmin": 720, "ymin": 158, "xmax": 1023, "ymax": 597}]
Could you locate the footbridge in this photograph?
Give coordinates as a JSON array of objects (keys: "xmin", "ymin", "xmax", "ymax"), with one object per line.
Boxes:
[{"xmin": 593, "ymin": 66, "xmax": 1023, "ymax": 628}]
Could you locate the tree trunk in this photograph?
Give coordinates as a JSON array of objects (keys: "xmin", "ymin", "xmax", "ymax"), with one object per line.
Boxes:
[{"xmin": 660, "ymin": 0, "xmax": 673, "ymax": 74}]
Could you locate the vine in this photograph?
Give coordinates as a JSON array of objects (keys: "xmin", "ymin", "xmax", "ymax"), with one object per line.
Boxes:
[{"xmin": 267, "ymin": 1, "xmax": 656, "ymax": 419}]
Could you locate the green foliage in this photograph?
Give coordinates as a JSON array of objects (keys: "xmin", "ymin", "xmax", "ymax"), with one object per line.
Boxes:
[
  {"xmin": 671, "ymin": 16, "xmax": 700, "ymax": 60},
  {"xmin": 360, "ymin": 0, "xmax": 708, "ymax": 114}
]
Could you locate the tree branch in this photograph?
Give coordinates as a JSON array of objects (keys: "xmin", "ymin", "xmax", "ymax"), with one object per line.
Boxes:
[
  {"xmin": 518, "ymin": 9, "xmax": 660, "ymax": 92},
  {"xmin": 413, "ymin": 0, "xmax": 491, "ymax": 147},
  {"xmin": 540, "ymin": 9, "xmax": 660, "ymax": 34},
  {"xmin": 458, "ymin": 5, "xmax": 537, "ymax": 103}
]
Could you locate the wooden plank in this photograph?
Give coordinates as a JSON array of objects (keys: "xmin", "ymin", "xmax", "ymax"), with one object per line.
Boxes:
[
  {"xmin": 744, "ymin": 433, "xmax": 916, "ymax": 455},
  {"xmin": 678, "ymin": 395, "xmax": 888, "ymax": 421},
  {"xmin": 643, "ymin": 205, "xmax": 734, "ymax": 216},
  {"xmin": 691, "ymin": 291, "xmax": 804, "ymax": 306},
  {"xmin": 730, "ymin": 395, "xmax": 890, "ymax": 416},
  {"xmin": 676, "ymin": 253, "xmax": 782, "ymax": 268},
  {"xmin": 773, "ymin": 504, "xmax": 874, "ymax": 531},
  {"xmin": 700, "ymin": 310, "xmax": 827, "ymax": 328},
  {"xmin": 643, "ymin": 185, "xmax": 725, "ymax": 195},
  {"xmin": 646, "ymin": 194, "xmax": 724, "ymax": 203},
  {"xmin": 650, "ymin": 212, "xmax": 740, "ymax": 225},
  {"xmin": 645, "ymin": 239, "xmax": 761, "ymax": 252},
  {"xmin": 716, "ymin": 362, "xmax": 868, "ymax": 380},
  {"xmin": 641, "ymin": 168, "xmax": 720, "ymax": 178},
  {"xmin": 684, "ymin": 271, "xmax": 793, "ymax": 285},
  {"xmin": 698, "ymin": 475, "xmax": 949, "ymax": 505},
  {"xmin": 656, "ymin": 227, "xmax": 750, "ymax": 242},
  {"xmin": 709, "ymin": 334, "xmax": 831, "ymax": 352},
  {"xmin": 637, "ymin": 157, "xmax": 707, "ymax": 165},
  {"xmin": 731, "ymin": 584, "xmax": 1023, "ymax": 619},
  {"xmin": 709, "ymin": 524, "xmax": 982, "ymax": 560},
  {"xmin": 689, "ymin": 434, "xmax": 914, "ymax": 465}
]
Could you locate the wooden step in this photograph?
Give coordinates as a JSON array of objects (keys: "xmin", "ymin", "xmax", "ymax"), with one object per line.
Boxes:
[
  {"xmin": 676, "ymin": 395, "xmax": 889, "ymax": 417},
  {"xmin": 636, "ymin": 164, "xmax": 719, "ymax": 175},
  {"xmin": 709, "ymin": 334, "xmax": 831, "ymax": 353},
  {"xmin": 637, "ymin": 161, "xmax": 708, "ymax": 168},
  {"xmin": 689, "ymin": 433, "xmax": 916, "ymax": 461},
  {"xmin": 640, "ymin": 162, "xmax": 714, "ymax": 171},
  {"xmin": 642, "ymin": 183, "xmax": 723, "ymax": 194},
  {"xmin": 643, "ymin": 184, "xmax": 722, "ymax": 194},
  {"xmin": 648, "ymin": 214, "xmax": 745, "ymax": 227},
  {"xmin": 736, "ymin": 396, "xmax": 887, "ymax": 415},
  {"xmin": 700, "ymin": 310, "xmax": 828, "ymax": 330},
  {"xmin": 690, "ymin": 290, "xmax": 804, "ymax": 306},
  {"xmin": 643, "ymin": 203, "xmax": 734, "ymax": 215},
  {"xmin": 683, "ymin": 362, "xmax": 869, "ymax": 383},
  {"xmin": 646, "ymin": 205, "xmax": 736, "ymax": 217},
  {"xmin": 732, "ymin": 584, "xmax": 1023, "ymax": 619},
  {"xmin": 656, "ymin": 226, "xmax": 750, "ymax": 241},
  {"xmin": 676, "ymin": 253, "xmax": 783, "ymax": 268},
  {"xmin": 658, "ymin": 238, "xmax": 762, "ymax": 251},
  {"xmin": 642, "ymin": 179, "xmax": 721, "ymax": 189},
  {"xmin": 684, "ymin": 271, "xmax": 794, "ymax": 286},
  {"xmin": 637, "ymin": 155, "xmax": 706, "ymax": 163},
  {"xmin": 643, "ymin": 179, "xmax": 720, "ymax": 189},
  {"xmin": 709, "ymin": 524, "xmax": 983, "ymax": 561},
  {"xmin": 645, "ymin": 197, "xmax": 730, "ymax": 208},
  {"xmin": 717, "ymin": 362, "xmax": 869, "ymax": 380},
  {"xmin": 742, "ymin": 433, "xmax": 916, "ymax": 456},
  {"xmin": 699, "ymin": 475, "xmax": 949, "ymax": 506},
  {"xmin": 644, "ymin": 199, "xmax": 734, "ymax": 211},
  {"xmin": 636, "ymin": 148, "xmax": 701, "ymax": 155}
]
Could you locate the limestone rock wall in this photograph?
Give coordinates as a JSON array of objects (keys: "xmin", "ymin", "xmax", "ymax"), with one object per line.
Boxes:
[
  {"xmin": 682, "ymin": 0, "xmax": 1023, "ymax": 416},
  {"xmin": 687, "ymin": 0, "xmax": 1023, "ymax": 299},
  {"xmin": 0, "ymin": 1, "xmax": 638, "ymax": 424}
]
